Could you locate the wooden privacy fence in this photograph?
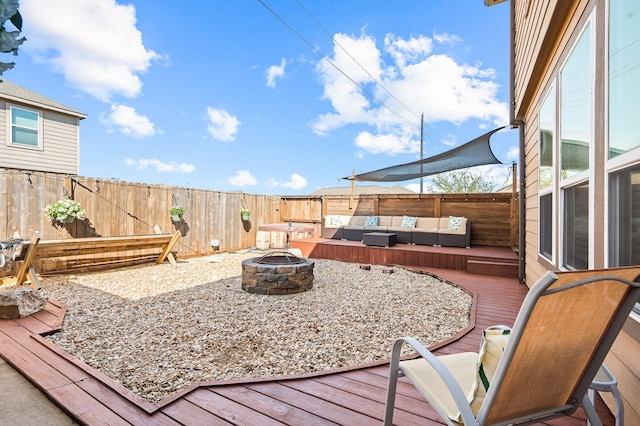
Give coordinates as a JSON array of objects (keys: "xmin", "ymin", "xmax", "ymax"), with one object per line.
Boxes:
[
  {"xmin": 320, "ymin": 192, "xmax": 518, "ymax": 248},
  {"xmin": 0, "ymin": 169, "xmax": 281, "ymax": 275},
  {"xmin": 0, "ymin": 168, "xmax": 517, "ymax": 276}
]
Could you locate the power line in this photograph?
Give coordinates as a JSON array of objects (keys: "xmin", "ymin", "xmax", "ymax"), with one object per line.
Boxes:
[
  {"xmin": 256, "ymin": 0, "xmax": 420, "ymax": 131},
  {"xmin": 294, "ymin": 0, "xmax": 420, "ymax": 122}
]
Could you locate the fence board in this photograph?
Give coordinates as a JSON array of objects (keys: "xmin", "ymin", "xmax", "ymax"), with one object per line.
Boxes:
[{"xmin": 1, "ymin": 168, "xmax": 517, "ymax": 275}]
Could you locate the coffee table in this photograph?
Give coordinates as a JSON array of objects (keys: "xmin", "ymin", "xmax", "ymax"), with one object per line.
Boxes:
[{"xmin": 363, "ymin": 232, "xmax": 397, "ymax": 247}]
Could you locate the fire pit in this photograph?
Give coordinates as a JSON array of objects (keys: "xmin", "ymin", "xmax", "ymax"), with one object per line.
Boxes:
[{"xmin": 241, "ymin": 251, "xmax": 314, "ymax": 295}]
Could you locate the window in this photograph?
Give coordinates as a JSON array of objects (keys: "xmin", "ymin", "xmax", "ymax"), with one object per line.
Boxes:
[
  {"xmin": 560, "ymin": 24, "xmax": 592, "ymax": 269},
  {"xmin": 563, "ymin": 181, "xmax": 590, "ymax": 270},
  {"xmin": 539, "ymin": 89, "xmax": 555, "ymax": 261},
  {"xmin": 9, "ymin": 106, "xmax": 41, "ymax": 148},
  {"xmin": 560, "ymin": 25, "xmax": 591, "ymax": 180},
  {"xmin": 608, "ymin": 164, "xmax": 640, "ymax": 266},
  {"xmin": 607, "ymin": 0, "xmax": 640, "ymax": 317},
  {"xmin": 608, "ymin": 0, "xmax": 640, "ymax": 159}
]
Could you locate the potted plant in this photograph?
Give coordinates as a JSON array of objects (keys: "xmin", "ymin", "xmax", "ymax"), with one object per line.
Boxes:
[
  {"xmin": 169, "ymin": 206, "xmax": 185, "ymax": 222},
  {"xmin": 45, "ymin": 199, "xmax": 86, "ymax": 224},
  {"xmin": 240, "ymin": 208, "xmax": 251, "ymax": 221}
]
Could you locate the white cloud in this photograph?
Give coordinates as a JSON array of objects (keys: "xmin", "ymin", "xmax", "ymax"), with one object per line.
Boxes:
[
  {"xmin": 101, "ymin": 104, "xmax": 155, "ymax": 138},
  {"xmin": 507, "ymin": 145, "xmax": 519, "ymax": 160},
  {"xmin": 281, "ymin": 174, "xmax": 308, "ymax": 190},
  {"xmin": 354, "ymin": 131, "xmax": 418, "ymax": 155},
  {"xmin": 227, "ymin": 170, "xmax": 257, "ymax": 187},
  {"xmin": 124, "ymin": 158, "xmax": 195, "ymax": 173},
  {"xmin": 442, "ymin": 134, "xmax": 457, "ymax": 147},
  {"xmin": 206, "ymin": 107, "xmax": 241, "ymax": 141},
  {"xmin": 21, "ymin": 0, "xmax": 161, "ymax": 101},
  {"xmin": 312, "ymin": 31, "xmax": 509, "ymax": 156},
  {"xmin": 433, "ymin": 31, "xmax": 462, "ymax": 46},
  {"xmin": 265, "ymin": 58, "xmax": 286, "ymax": 88}
]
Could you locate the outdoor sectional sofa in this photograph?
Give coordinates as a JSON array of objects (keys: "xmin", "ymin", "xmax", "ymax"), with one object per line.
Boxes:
[{"xmin": 322, "ymin": 215, "xmax": 471, "ymax": 248}]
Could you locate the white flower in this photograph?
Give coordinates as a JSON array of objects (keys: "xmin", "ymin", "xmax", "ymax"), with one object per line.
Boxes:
[{"xmin": 45, "ymin": 199, "xmax": 86, "ymax": 222}]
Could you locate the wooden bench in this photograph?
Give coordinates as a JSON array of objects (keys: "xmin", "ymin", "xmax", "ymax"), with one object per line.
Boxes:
[{"xmin": 15, "ymin": 230, "xmax": 181, "ymax": 289}]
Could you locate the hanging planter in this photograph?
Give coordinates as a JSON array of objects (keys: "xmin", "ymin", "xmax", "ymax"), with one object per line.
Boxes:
[
  {"xmin": 169, "ymin": 206, "xmax": 185, "ymax": 222},
  {"xmin": 45, "ymin": 199, "xmax": 86, "ymax": 224},
  {"xmin": 240, "ymin": 208, "xmax": 251, "ymax": 221}
]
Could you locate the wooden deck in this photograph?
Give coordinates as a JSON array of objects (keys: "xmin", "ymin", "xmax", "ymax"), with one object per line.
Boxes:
[
  {"xmin": 291, "ymin": 237, "xmax": 521, "ymax": 278},
  {"xmin": 0, "ymin": 243, "xmax": 615, "ymax": 425}
]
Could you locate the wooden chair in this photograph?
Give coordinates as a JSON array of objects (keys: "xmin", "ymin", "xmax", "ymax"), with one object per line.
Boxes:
[{"xmin": 384, "ymin": 267, "xmax": 640, "ymax": 425}]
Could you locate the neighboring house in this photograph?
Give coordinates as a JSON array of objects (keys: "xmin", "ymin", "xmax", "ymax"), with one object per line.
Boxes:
[
  {"xmin": 0, "ymin": 79, "xmax": 86, "ymax": 175},
  {"xmin": 505, "ymin": 0, "xmax": 640, "ymax": 422}
]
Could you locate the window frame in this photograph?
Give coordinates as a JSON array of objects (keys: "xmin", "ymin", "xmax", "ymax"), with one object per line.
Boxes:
[
  {"xmin": 558, "ymin": 18, "xmax": 596, "ymax": 270},
  {"xmin": 605, "ymin": 0, "xmax": 640, "ymax": 319},
  {"xmin": 6, "ymin": 104, "xmax": 43, "ymax": 150},
  {"xmin": 538, "ymin": 87, "xmax": 556, "ymax": 263}
]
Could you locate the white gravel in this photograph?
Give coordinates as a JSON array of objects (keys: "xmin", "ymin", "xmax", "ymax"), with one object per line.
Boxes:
[{"xmin": 39, "ymin": 250, "xmax": 472, "ymax": 404}]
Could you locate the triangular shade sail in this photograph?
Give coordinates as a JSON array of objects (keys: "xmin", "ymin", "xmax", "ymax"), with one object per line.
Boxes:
[{"xmin": 345, "ymin": 126, "xmax": 506, "ymax": 182}]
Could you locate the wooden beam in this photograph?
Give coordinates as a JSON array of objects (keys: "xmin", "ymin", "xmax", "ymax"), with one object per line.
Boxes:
[
  {"xmin": 156, "ymin": 231, "xmax": 181, "ymax": 267},
  {"xmin": 16, "ymin": 237, "xmax": 41, "ymax": 289}
]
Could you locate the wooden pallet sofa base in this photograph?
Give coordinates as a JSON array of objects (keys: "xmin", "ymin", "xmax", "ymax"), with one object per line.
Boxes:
[
  {"xmin": 15, "ymin": 230, "xmax": 181, "ymax": 289},
  {"xmin": 322, "ymin": 215, "xmax": 471, "ymax": 248}
]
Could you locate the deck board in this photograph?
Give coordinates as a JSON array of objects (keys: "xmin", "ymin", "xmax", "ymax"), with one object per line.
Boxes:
[{"xmin": 0, "ymin": 241, "xmax": 616, "ymax": 425}]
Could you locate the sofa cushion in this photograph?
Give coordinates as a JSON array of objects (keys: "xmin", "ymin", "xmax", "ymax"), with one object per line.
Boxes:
[
  {"xmin": 364, "ymin": 216, "xmax": 379, "ymax": 227},
  {"xmin": 400, "ymin": 215, "xmax": 418, "ymax": 228},
  {"xmin": 446, "ymin": 216, "xmax": 465, "ymax": 231},
  {"xmin": 349, "ymin": 216, "xmax": 367, "ymax": 226},
  {"xmin": 325, "ymin": 215, "xmax": 343, "ymax": 227},
  {"xmin": 415, "ymin": 217, "xmax": 440, "ymax": 229},
  {"xmin": 378, "ymin": 216, "xmax": 394, "ymax": 227},
  {"xmin": 437, "ymin": 217, "xmax": 466, "ymax": 233}
]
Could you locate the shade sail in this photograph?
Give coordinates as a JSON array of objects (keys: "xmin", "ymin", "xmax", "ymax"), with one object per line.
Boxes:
[{"xmin": 344, "ymin": 126, "xmax": 506, "ymax": 182}]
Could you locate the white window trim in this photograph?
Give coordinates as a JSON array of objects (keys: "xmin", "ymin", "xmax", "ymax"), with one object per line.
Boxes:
[
  {"xmin": 538, "ymin": 86, "xmax": 556, "ymax": 264},
  {"xmin": 558, "ymin": 15, "xmax": 596, "ymax": 270},
  {"xmin": 6, "ymin": 104, "xmax": 44, "ymax": 151},
  {"xmin": 604, "ymin": 0, "xmax": 640, "ymax": 322}
]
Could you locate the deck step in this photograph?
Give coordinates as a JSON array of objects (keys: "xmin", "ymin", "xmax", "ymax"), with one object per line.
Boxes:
[{"xmin": 467, "ymin": 258, "xmax": 519, "ymax": 278}]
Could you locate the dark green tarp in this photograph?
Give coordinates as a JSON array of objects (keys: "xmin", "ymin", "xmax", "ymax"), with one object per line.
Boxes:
[{"xmin": 344, "ymin": 126, "xmax": 505, "ymax": 182}]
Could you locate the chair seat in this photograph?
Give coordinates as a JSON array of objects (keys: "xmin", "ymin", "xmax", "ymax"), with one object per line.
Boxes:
[{"xmin": 401, "ymin": 352, "xmax": 478, "ymax": 423}]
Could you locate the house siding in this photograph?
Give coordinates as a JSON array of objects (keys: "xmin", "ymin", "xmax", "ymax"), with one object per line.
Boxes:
[
  {"xmin": 0, "ymin": 99, "xmax": 80, "ymax": 175},
  {"xmin": 514, "ymin": 0, "xmax": 640, "ymax": 424}
]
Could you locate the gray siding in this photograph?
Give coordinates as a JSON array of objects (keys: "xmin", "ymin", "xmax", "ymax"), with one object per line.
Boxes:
[{"xmin": 0, "ymin": 99, "xmax": 80, "ymax": 174}]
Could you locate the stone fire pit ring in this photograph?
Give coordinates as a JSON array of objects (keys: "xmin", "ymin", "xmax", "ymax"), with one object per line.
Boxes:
[{"xmin": 241, "ymin": 251, "xmax": 314, "ymax": 295}]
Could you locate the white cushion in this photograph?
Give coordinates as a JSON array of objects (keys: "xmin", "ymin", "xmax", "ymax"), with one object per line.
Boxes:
[
  {"xmin": 378, "ymin": 216, "xmax": 394, "ymax": 227},
  {"xmin": 365, "ymin": 216, "xmax": 379, "ymax": 226},
  {"xmin": 415, "ymin": 217, "xmax": 440, "ymax": 229},
  {"xmin": 446, "ymin": 216, "xmax": 465, "ymax": 231},
  {"xmin": 400, "ymin": 215, "xmax": 418, "ymax": 228},
  {"xmin": 349, "ymin": 216, "xmax": 366, "ymax": 226},
  {"xmin": 325, "ymin": 215, "xmax": 342, "ymax": 227},
  {"xmin": 401, "ymin": 352, "xmax": 478, "ymax": 423}
]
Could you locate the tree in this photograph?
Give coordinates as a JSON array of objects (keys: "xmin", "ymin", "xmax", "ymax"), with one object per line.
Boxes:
[
  {"xmin": 429, "ymin": 168, "xmax": 499, "ymax": 193},
  {"xmin": 0, "ymin": 0, "xmax": 24, "ymax": 75}
]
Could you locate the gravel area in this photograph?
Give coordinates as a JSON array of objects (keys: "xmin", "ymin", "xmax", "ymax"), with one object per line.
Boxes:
[{"xmin": 39, "ymin": 250, "xmax": 473, "ymax": 404}]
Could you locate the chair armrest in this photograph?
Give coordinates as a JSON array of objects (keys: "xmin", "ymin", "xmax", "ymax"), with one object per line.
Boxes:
[{"xmin": 390, "ymin": 337, "xmax": 477, "ymax": 425}]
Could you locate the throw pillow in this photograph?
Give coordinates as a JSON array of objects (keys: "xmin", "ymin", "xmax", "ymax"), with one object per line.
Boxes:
[
  {"xmin": 327, "ymin": 215, "xmax": 343, "ymax": 226},
  {"xmin": 400, "ymin": 215, "xmax": 418, "ymax": 228},
  {"xmin": 468, "ymin": 326, "xmax": 512, "ymax": 416},
  {"xmin": 446, "ymin": 216, "xmax": 464, "ymax": 231},
  {"xmin": 365, "ymin": 216, "xmax": 379, "ymax": 227}
]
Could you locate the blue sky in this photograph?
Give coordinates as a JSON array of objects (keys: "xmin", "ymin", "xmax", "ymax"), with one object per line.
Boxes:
[{"xmin": 8, "ymin": 0, "xmax": 518, "ymax": 195}]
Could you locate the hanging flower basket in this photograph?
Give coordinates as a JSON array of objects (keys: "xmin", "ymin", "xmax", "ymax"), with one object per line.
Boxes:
[
  {"xmin": 240, "ymin": 208, "xmax": 251, "ymax": 221},
  {"xmin": 45, "ymin": 199, "xmax": 86, "ymax": 224},
  {"xmin": 169, "ymin": 206, "xmax": 185, "ymax": 222}
]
